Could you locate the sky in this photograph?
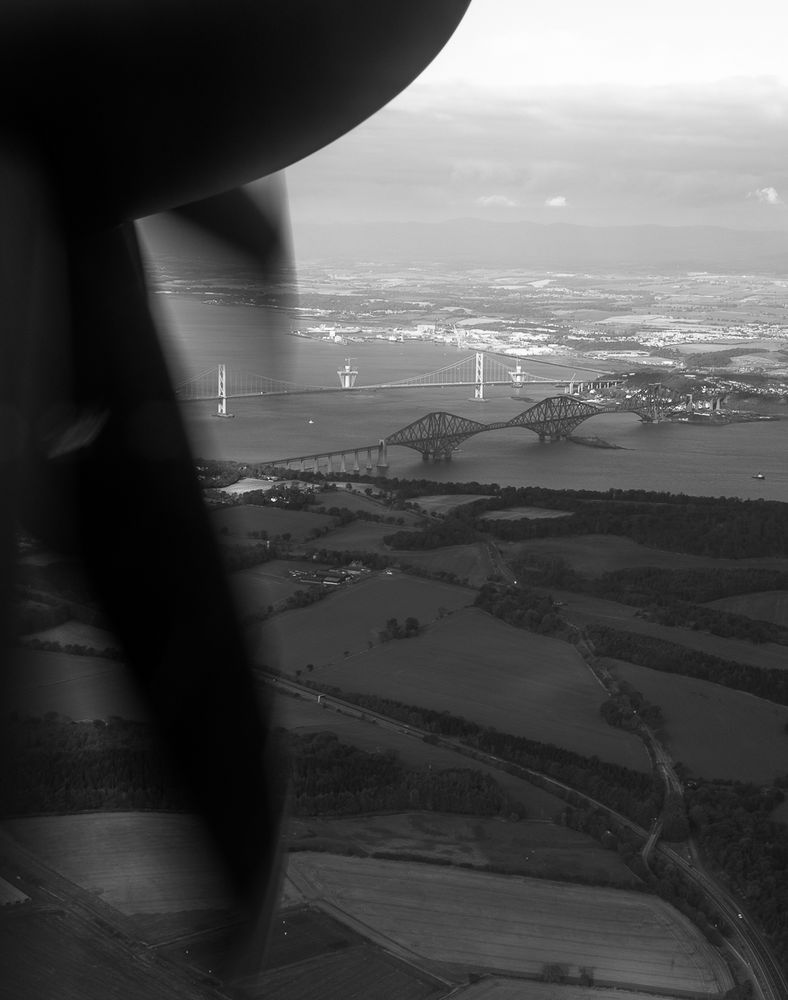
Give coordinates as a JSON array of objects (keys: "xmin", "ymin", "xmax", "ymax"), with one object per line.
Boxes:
[{"xmin": 279, "ymin": 0, "xmax": 788, "ymax": 231}]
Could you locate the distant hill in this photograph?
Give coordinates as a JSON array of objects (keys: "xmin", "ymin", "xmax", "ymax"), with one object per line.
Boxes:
[{"xmin": 290, "ymin": 218, "xmax": 788, "ymax": 272}]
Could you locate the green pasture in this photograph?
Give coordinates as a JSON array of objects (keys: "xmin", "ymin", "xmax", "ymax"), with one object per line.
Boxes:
[
  {"xmin": 210, "ymin": 504, "xmax": 335, "ymax": 541},
  {"xmin": 556, "ymin": 590, "xmax": 788, "ymax": 672},
  {"xmin": 230, "ymin": 560, "xmax": 328, "ymax": 614},
  {"xmin": 707, "ymin": 590, "xmax": 788, "ymax": 628},
  {"xmin": 502, "ymin": 534, "xmax": 788, "ymax": 577},
  {"xmin": 312, "ymin": 607, "xmax": 649, "ymax": 772},
  {"xmin": 605, "ymin": 656, "xmax": 788, "ymax": 783},
  {"xmin": 314, "ymin": 520, "xmax": 400, "ymax": 552},
  {"xmin": 257, "ymin": 574, "xmax": 473, "ymax": 670},
  {"xmin": 393, "ymin": 543, "xmax": 496, "ymax": 587}
]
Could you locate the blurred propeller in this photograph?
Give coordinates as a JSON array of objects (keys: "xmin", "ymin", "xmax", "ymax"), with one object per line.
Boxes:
[{"xmin": 0, "ymin": 0, "xmax": 472, "ymax": 986}]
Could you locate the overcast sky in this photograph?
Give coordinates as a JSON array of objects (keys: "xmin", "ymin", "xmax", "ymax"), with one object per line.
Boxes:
[{"xmin": 280, "ymin": 0, "xmax": 788, "ymax": 230}]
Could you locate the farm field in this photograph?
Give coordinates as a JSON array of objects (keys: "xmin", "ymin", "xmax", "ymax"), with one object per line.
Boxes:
[
  {"xmin": 604, "ymin": 656, "xmax": 788, "ymax": 783},
  {"xmin": 287, "ymin": 812, "xmax": 640, "ymax": 887},
  {"xmin": 411, "ymin": 493, "xmax": 493, "ymax": 515},
  {"xmin": 3, "ymin": 813, "xmax": 234, "ymax": 933},
  {"xmin": 157, "ymin": 905, "xmax": 365, "ymax": 979},
  {"xmin": 0, "ymin": 909, "xmax": 217, "ymax": 1000},
  {"xmin": 287, "ymin": 853, "xmax": 733, "ymax": 995},
  {"xmin": 480, "ymin": 506, "xmax": 572, "ymax": 521},
  {"xmin": 159, "ymin": 906, "xmax": 445, "ymax": 1000},
  {"xmin": 257, "ymin": 574, "xmax": 474, "ymax": 670},
  {"xmin": 272, "ymin": 690, "xmax": 569, "ymax": 821},
  {"xmin": 230, "ymin": 560, "xmax": 320, "ymax": 612},
  {"xmin": 501, "ymin": 534, "xmax": 788, "ymax": 577},
  {"xmin": 313, "ymin": 488, "xmax": 423, "ymax": 524},
  {"xmin": 19, "ymin": 619, "xmax": 119, "ymax": 651},
  {"xmin": 707, "ymin": 590, "xmax": 788, "ymax": 627},
  {"xmin": 452, "ymin": 980, "xmax": 688, "ymax": 1000},
  {"xmin": 236, "ymin": 942, "xmax": 444, "ymax": 1000},
  {"xmin": 393, "ymin": 543, "xmax": 497, "ymax": 587},
  {"xmin": 210, "ymin": 503, "xmax": 335, "ymax": 540},
  {"xmin": 313, "ymin": 608, "xmax": 649, "ymax": 771},
  {"xmin": 0, "ymin": 874, "xmax": 29, "ymax": 904},
  {"xmin": 312, "ymin": 519, "xmax": 402, "ymax": 552},
  {"xmin": 555, "ymin": 590, "xmax": 788, "ymax": 672},
  {"xmin": 214, "ymin": 476, "xmax": 281, "ymax": 495},
  {"xmin": 5, "ymin": 646, "xmax": 148, "ymax": 721}
]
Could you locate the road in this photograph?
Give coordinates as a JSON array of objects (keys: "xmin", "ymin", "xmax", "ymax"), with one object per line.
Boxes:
[
  {"xmin": 660, "ymin": 843, "xmax": 788, "ymax": 1000},
  {"xmin": 485, "ymin": 542, "xmax": 518, "ymax": 585}
]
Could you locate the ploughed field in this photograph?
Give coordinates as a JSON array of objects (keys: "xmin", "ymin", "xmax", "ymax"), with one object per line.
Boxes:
[
  {"xmin": 3, "ymin": 813, "xmax": 235, "ymax": 941},
  {"xmin": 307, "ymin": 607, "xmax": 648, "ymax": 772},
  {"xmin": 288, "ymin": 852, "xmax": 733, "ymax": 995}
]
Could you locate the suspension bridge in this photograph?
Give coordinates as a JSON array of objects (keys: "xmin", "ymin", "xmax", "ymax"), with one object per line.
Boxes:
[
  {"xmin": 174, "ymin": 352, "xmax": 621, "ymax": 415},
  {"xmin": 261, "ymin": 386, "xmax": 677, "ymax": 474}
]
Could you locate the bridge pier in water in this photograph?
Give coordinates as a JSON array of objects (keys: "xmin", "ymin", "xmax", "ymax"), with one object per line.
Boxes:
[{"xmin": 337, "ymin": 359, "xmax": 359, "ymax": 389}]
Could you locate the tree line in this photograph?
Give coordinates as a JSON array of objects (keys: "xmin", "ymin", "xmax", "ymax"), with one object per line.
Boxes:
[
  {"xmin": 587, "ymin": 624, "xmax": 788, "ymax": 706},
  {"xmin": 473, "ymin": 581, "xmax": 563, "ymax": 636},
  {"xmin": 485, "ymin": 494, "xmax": 788, "ymax": 558},
  {"xmin": 302, "ymin": 682, "xmax": 663, "ymax": 829},
  {"xmin": 284, "ymin": 729, "xmax": 523, "ymax": 819},
  {"xmin": 0, "ymin": 714, "xmax": 523, "ymax": 824},
  {"xmin": 516, "ymin": 560, "xmax": 788, "ymax": 647},
  {"xmin": 378, "ymin": 482, "xmax": 788, "ymax": 559}
]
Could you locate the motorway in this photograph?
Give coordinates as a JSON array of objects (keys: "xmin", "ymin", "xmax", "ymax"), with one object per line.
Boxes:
[
  {"xmin": 660, "ymin": 843, "xmax": 788, "ymax": 1000},
  {"xmin": 262, "ymin": 669, "xmax": 788, "ymax": 1000}
]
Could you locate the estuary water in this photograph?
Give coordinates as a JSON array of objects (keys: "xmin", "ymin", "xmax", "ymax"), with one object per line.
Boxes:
[{"xmin": 159, "ymin": 295, "xmax": 788, "ymax": 502}]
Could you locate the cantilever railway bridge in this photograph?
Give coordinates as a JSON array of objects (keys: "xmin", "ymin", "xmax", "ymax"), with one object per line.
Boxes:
[{"xmin": 263, "ymin": 389, "xmax": 672, "ymax": 473}]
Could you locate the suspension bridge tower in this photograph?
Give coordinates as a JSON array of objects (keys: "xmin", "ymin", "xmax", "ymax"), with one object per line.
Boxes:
[
  {"xmin": 474, "ymin": 352, "xmax": 485, "ymax": 400},
  {"xmin": 214, "ymin": 363, "xmax": 234, "ymax": 418},
  {"xmin": 337, "ymin": 358, "xmax": 358, "ymax": 389}
]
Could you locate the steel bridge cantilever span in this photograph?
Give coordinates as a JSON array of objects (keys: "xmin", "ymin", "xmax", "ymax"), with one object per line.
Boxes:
[
  {"xmin": 506, "ymin": 395, "xmax": 610, "ymax": 441},
  {"xmin": 385, "ymin": 411, "xmax": 489, "ymax": 460},
  {"xmin": 379, "ymin": 396, "xmax": 662, "ymax": 461}
]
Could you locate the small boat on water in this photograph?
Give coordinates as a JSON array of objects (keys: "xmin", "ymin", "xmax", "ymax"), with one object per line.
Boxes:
[{"xmin": 752, "ymin": 472, "xmax": 765, "ymax": 480}]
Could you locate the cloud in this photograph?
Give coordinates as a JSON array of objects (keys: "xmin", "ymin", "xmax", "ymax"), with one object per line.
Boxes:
[
  {"xmin": 476, "ymin": 194, "xmax": 519, "ymax": 207},
  {"xmin": 751, "ymin": 186, "xmax": 783, "ymax": 205},
  {"xmin": 286, "ymin": 78, "xmax": 788, "ymax": 227}
]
